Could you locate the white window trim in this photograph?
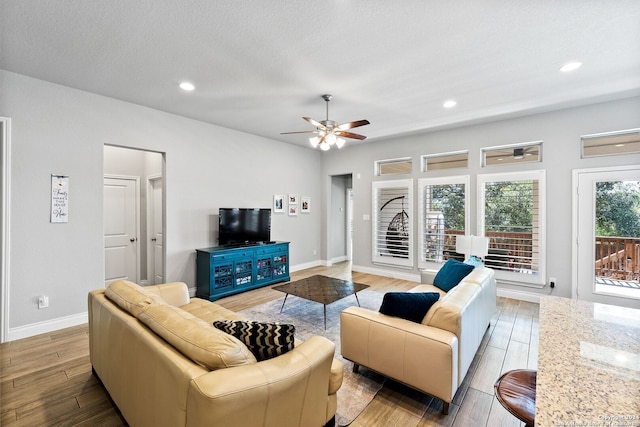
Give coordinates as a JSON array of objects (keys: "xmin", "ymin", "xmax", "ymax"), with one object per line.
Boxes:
[
  {"xmin": 478, "ymin": 170, "xmax": 546, "ymax": 287},
  {"xmin": 372, "ymin": 179, "xmax": 414, "ymax": 268},
  {"xmin": 418, "ymin": 175, "xmax": 470, "ymax": 269}
]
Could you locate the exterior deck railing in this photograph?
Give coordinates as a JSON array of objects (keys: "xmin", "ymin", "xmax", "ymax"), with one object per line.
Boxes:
[
  {"xmin": 595, "ymin": 236, "xmax": 640, "ymax": 282},
  {"xmin": 444, "ymin": 230, "xmax": 534, "ymax": 271},
  {"xmin": 443, "ymin": 231, "xmax": 640, "ymax": 282}
]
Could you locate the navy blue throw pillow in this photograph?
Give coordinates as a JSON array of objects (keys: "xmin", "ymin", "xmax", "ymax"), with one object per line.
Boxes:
[
  {"xmin": 379, "ymin": 292, "xmax": 440, "ymax": 323},
  {"xmin": 433, "ymin": 258, "xmax": 474, "ymax": 292}
]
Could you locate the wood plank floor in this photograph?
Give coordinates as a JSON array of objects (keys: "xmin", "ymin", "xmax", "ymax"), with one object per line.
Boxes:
[{"xmin": 0, "ymin": 263, "xmax": 537, "ymax": 426}]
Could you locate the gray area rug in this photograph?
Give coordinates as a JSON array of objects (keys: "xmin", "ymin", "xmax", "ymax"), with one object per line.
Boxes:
[{"xmin": 239, "ymin": 288, "xmax": 386, "ymax": 426}]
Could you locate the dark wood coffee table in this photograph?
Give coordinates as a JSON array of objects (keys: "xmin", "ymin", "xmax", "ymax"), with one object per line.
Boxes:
[{"xmin": 273, "ymin": 275, "xmax": 370, "ymax": 329}]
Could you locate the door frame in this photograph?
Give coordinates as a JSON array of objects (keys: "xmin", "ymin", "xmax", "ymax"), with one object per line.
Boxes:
[
  {"xmin": 104, "ymin": 174, "xmax": 141, "ymax": 284},
  {"xmin": 571, "ymin": 165, "xmax": 640, "ymax": 302},
  {"xmin": 1, "ymin": 118, "xmax": 11, "ymax": 343},
  {"xmin": 346, "ymin": 188, "xmax": 353, "ymax": 261},
  {"xmin": 146, "ymin": 174, "xmax": 164, "ymax": 285}
]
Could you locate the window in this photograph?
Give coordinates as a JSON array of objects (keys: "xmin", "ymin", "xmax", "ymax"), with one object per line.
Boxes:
[
  {"xmin": 422, "ymin": 151, "xmax": 469, "ymax": 171},
  {"xmin": 581, "ymin": 128, "xmax": 640, "ymax": 158},
  {"xmin": 372, "ymin": 179, "xmax": 413, "ymax": 267},
  {"xmin": 482, "ymin": 141, "xmax": 542, "ymax": 167},
  {"xmin": 376, "ymin": 158, "xmax": 412, "ymax": 176},
  {"xmin": 478, "ymin": 171, "xmax": 546, "ymax": 286},
  {"xmin": 418, "ymin": 176, "xmax": 469, "ymax": 268}
]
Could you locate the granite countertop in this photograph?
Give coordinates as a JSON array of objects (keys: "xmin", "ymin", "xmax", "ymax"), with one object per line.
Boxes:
[{"xmin": 537, "ymin": 296, "xmax": 640, "ymax": 427}]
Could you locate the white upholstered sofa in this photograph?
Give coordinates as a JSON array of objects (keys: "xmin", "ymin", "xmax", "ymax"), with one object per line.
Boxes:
[
  {"xmin": 340, "ymin": 266, "xmax": 496, "ymax": 413},
  {"xmin": 88, "ymin": 280, "xmax": 342, "ymax": 427}
]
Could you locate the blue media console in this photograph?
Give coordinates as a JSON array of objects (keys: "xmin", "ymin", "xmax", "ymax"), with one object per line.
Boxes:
[{"xmin": 195, "ymin": 241, "xmax": 290, "ymax": 301}]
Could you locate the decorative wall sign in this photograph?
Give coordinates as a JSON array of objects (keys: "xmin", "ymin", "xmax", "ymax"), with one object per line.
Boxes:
[
  {"xmin": 301, "ymin": 197, "xmax": 311, "ymax": 213},
  {"xmin": 51, "ymin": 174, "xmax": 69, "ymax": 223},
  {"xmin": 274, "ymin": 194, "xmax": 285, "ymax": 213}
]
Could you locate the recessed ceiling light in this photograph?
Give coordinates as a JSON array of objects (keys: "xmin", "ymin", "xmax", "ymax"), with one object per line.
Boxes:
[
  {"xmin": 179, "ymin": 81, "xmax": 195, "ymax": 91},
  {"xmin": 560, "ymin": 62, "xmax": 582, "ymax": 73},
  {"xmin": 443, "ymin": 100, "xmax": 457, "ymax": 109}
]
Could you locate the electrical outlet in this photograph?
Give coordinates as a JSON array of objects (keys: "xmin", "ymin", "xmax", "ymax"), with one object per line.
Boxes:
[
  {"xmin": 549, "ymin": 277, "xmax": 556, "ymax": 289},
  {"xmin": 38, "ymin": 295, "xmax": 49, "ymax": 309}
]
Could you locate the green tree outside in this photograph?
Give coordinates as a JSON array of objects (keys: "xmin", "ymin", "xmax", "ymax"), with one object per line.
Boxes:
[{"xmin": 596, "ymin": 181, "xmax": 640, "ymax": 238}]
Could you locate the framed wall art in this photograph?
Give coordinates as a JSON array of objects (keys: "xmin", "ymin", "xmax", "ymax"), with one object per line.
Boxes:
[
  {"xmin": 273, "ymin": 194, "xmax": 285, "ymax": 213},
  {"xmin": 301, "ymin": 197, "xmax": 311, "ymax": 213},
  {"xmin": 288, "ymin": 193, "xmax": 298, "ymax": 216}
]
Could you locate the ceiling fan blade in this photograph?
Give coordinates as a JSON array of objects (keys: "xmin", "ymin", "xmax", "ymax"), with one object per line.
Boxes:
[
  {"xmin": 335, "ymin": 119, "xmax": 370, "ymax": 131},
  {"xmin": 303, "ymin": 116, "xmax": 326, "ymax": 129},
  {"xmin": 280, "ymin": 130, "xmax": 316, "ymax": 135},
  {"xmin": 335, "ymin": 131, "xmax": 367, "ymax": 140}
]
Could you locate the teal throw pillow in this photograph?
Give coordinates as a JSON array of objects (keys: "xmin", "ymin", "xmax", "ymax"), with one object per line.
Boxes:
[
  {"xmin": 379, "ymin": 292, "xmax": 440, "ymax": 323},
  {"xmin": 213, "ymin": 320, "xmax": 295, "ymax": 362},
  {"xmin": 433, "ymin": 258, "xmax": 474, "ymax": 292}
]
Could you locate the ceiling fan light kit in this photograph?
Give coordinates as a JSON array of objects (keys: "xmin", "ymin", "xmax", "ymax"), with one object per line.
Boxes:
[{"xmin": 281, "ymin": 94, "xmax": 370, "ymax": 151}]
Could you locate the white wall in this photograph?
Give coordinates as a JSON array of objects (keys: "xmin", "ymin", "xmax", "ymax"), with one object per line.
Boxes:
[
  {"xmin": 1, "ymin": 71, "xmax": 322, "ymax": 339},
  {"xmin": 322, "ymin": 96, "xmax": 640, "ymax": 299}
]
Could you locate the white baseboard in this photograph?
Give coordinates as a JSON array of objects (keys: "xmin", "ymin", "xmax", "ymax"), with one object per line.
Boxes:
[
  {"xmin": 290, "ymin": 260, "xmax": 324, "ymax": 272},
  {"xmin": 351, "ymin": 264, "xmax": 421, "ymax": 283},
  {"xmin": 7, "ymin": 312, "xmax": 88, "ymax": 342},
  {"xmin": 497, "ymin": 287, "xmax": 542, "ymax": 304}
]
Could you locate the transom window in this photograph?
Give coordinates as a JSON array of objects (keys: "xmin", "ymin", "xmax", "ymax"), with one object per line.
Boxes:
[
  {"xmin": 482, "ymin": 142, "xmax": 542, "ymax": 167},
  {"xmin": 375, "ymin": 158, "xmax": 412, "ymax": 176},
  {"xmin": 581, "ymin": 128, "xmax": 640, "ymax": 158},
  {"xmin": 422, "ymin": 151, "xmax": 469, "ymax": 171}
]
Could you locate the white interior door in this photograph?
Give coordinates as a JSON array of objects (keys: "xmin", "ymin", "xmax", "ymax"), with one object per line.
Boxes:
[
  {"xmin": 574, "ymin": 167, "xmax": 640, "ymax": 309},
  {"xmin": 104, "ymin": 176, "xmax": 138, "ymax": 286},
  {"xmin": 147, "ymin": 176, "xmax": 164, "ymax": 284}
]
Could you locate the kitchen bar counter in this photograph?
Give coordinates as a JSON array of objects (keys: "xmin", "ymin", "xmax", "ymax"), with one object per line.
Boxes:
[{"xmin": 537, "ymin": 295, "xmax": 640, "ymax": 426}]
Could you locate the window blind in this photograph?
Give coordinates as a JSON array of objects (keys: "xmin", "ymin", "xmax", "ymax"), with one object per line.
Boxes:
[{"xmin": 372, "ymin": 180, "xmax": 413, "ymax": 267}]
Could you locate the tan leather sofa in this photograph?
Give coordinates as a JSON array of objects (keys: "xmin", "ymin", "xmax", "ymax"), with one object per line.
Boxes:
[
  {"xmin": 340, "ymin": 267, "xmax": 496, "ymax": 414},
  {"xmin": 88, "ymin": 280, "xmax": 342, "ymax": 427}
]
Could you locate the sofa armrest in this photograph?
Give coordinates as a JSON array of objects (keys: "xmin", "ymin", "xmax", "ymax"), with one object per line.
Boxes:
[
  {"xmin": 145, "ymin": 282, "xmax": 190, "ymax": 307},
  {"xmin": 340, "ymin": 306, "xmax": 458, "ymax": 403},
  {"xmin": 187, "ymin": 336, "xmax": 340, "ymax": 427},
  {"xmin": 420, "ymin": 269, "xmax": 438, "ymax": 285}
]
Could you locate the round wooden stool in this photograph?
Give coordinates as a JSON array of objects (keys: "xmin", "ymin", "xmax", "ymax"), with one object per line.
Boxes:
[{"xmin": 494, "ymin": 369, "xmax": 537, "ymax": 427}]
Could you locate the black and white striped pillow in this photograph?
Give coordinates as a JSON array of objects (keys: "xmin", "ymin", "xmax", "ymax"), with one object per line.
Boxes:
[{"xmin": 213, "ymin": 320, "xmax": 295, "ymax": 361}]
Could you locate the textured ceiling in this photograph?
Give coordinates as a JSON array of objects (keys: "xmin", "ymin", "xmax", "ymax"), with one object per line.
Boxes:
[{"xmin": 2, "ymin": 1, "xmax": 640, "ymax": 148}]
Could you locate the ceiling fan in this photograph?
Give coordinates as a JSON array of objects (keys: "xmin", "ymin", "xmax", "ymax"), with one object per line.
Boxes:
[{"xmin": 281, "ymin": 94, "xmax": 370, "ymax": 151}]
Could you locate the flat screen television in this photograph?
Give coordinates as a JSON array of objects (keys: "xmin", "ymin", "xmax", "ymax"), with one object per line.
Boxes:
[{"xmin": 218, "ymin": 208, "xmax": 271, "ymax": 246}]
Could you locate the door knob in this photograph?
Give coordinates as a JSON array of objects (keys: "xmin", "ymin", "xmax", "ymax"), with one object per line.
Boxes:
[{"xmin": 130, "ymin": 238, "xmax": 136, "ymax": 242}]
